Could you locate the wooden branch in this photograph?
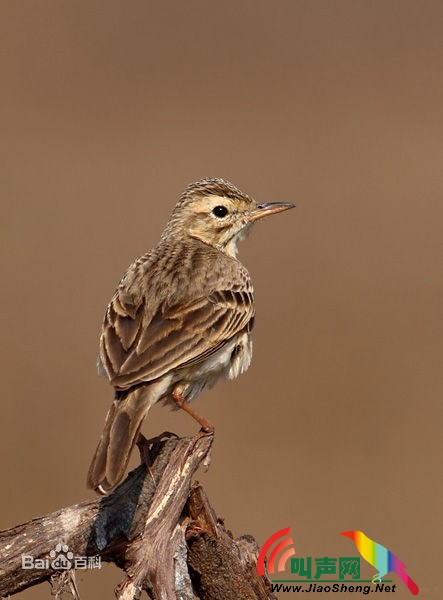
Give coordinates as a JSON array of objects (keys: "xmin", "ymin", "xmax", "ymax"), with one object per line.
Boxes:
[
  {"xmin": 185, "ymin": 484, "xmax": 275, "ymax": 600},
  {"xmin": 0, "ymin": 432, "xmax": 275, "ymax": 600}
]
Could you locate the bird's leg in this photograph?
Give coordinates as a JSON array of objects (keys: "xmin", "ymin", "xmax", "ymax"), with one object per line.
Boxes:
[
  {"xmin": 172, "ymin": 387, "xmax": 215, "ymax": 433},
  {"xmin": 136, "ymin": 432, "xmax": 157, "ymax": 484},
  {"xmin": 170, "ymin": 387, "xmax": 215, "ymax": 471}
]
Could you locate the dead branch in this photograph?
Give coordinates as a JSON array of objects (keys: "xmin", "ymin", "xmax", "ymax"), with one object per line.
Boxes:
[{"xmin": 0, "ymin": 432, "xmax": 275, "ymax": 600}]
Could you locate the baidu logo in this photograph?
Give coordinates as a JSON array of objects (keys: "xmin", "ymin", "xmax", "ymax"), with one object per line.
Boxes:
[{"xmin": 22, "ymin": 542, "xmax": 101, "ymax": 570}]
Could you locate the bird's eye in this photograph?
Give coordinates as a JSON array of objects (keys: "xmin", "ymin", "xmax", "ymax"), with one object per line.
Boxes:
[{"xmin": 212, "ymin": 205, "xmax": 228, "ymax": 218}]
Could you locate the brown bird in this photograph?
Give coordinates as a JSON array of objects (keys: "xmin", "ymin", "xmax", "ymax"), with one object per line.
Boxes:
[{"xmin": 87, "ymin": 178, "xmax": 294, "ymax": 494}]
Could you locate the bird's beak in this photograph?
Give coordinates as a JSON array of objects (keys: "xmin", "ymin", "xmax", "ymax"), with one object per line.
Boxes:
[
  {"xmin": 340, "ymin": 531, "xmax": 354, "ymax": 540},
  {"xmin": 249, "ymin": 202, "xmax": 295, "ymax": 222}
]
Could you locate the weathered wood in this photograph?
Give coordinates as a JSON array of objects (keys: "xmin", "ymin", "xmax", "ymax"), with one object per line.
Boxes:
[
  {"xmin": 185, "ymin": 484, "xmax": 276, "ymax": 600},
  {"xmin": 115, "ymin": 433, "xmax": 212, "ymax": 600},
  {"xmin": 0, "ymin": 432, "xmax": 275, "ymax": 599}
]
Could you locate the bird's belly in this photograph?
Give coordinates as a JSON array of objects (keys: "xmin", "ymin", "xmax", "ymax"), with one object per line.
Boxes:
[{"xmin": 176, "ymin": 331, "xmax": 252, "ymax": 402}]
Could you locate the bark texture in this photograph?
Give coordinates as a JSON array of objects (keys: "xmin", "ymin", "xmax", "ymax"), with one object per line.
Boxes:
[{"xmin": 0, "ymin": 432, "xmax": 275, "ymax": 600}]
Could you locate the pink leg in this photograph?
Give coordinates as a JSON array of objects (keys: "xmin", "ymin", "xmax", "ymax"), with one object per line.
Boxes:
[{"xmin": 172, "ymin": 387, "xmax": 215, "ymax": 433}]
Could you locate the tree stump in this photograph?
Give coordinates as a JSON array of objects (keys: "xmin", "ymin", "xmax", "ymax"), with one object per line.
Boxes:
[{"xmin": 0, "ymin": 432, "xmax": 276, "ymax": 600}]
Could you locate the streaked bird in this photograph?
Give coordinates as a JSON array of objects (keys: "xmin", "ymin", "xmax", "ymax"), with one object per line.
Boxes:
[
  {"xmin": 341, "ymin": 530, "xmax": 419, "ymax": 595},
  {"xmin": 87, "ymin": 178, "xmax": 294, "ymax": 494}
]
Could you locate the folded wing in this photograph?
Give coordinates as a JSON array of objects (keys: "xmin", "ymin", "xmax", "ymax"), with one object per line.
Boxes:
[{"xmin": 100, "ymin": 282, "xmax": 254, "ymax": 390}]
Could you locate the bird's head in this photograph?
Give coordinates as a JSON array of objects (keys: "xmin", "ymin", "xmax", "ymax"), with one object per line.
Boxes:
[
  {"xmin": 340, "ymin": 531, "xmax": 359, "ymax": 541},
  {"xmin": 162, "ymin": 178, "xmax": 295, "ymax": 257}
]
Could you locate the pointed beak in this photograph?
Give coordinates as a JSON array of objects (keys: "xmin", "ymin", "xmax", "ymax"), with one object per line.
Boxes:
[
  {"xmin": 249, "ymin": 202, "xmax": 295, "ymax": 222},
  {"xmin": 340, "ymin": 531, "xmax": 354, "ymax": 540}
]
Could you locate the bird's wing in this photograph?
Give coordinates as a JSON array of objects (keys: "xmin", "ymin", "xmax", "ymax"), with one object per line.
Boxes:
[{"xmin": 100, "ymin": 281, "xmax": 254, "ymax": 390}]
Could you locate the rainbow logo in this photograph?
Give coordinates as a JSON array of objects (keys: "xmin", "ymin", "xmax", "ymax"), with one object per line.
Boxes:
[
  {"xmin": 341, "ymin": 530, "xmax": 419, "ymax": 595},
  {"xmin": 257, "ymin": 527, "xmax": 295, "ymax": 576}
]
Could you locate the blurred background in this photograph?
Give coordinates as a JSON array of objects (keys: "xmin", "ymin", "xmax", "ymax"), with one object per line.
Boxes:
[{"xmin": 1, "ymin": 1, "xmax": 441, "ymax": 598}]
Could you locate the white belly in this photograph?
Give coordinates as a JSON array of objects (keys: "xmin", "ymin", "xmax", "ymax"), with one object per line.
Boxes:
[{"xmin": 175, "ymin": 331, "xmax": 252, "ymax": 402}]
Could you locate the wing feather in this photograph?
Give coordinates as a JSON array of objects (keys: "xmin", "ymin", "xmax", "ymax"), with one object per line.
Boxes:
[{"xmin": 101, "ymin": 286, "xmax": 254, "ymax": 390}]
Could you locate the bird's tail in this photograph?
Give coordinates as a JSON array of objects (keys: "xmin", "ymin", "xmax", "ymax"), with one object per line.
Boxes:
[
  {"xmin": 396, "ymin": 568, "xmax": 419, "ymax": 595},
  {"xmin": 87, "ymin": 386, "xmax": 156, "ymax": 494}
]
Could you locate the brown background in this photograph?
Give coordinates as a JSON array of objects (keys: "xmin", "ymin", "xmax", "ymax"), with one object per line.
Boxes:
[{"xmin": 1, "ymin": 1, "xmax": 441, "ymax": 598}]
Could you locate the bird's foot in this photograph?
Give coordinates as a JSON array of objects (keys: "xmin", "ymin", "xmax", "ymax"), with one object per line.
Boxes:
[
  {"xmin": 180, "ymin": 428, "xmax": 214, "ymax": 471},
  {"xmin": 136, "ymin": 431, "xmax": 180, "ymax": 485}
]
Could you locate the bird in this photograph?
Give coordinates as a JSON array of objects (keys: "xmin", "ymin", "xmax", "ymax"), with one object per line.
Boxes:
[
  {"xmin": 87, "ymin": 177, "xmax": 294, "ymax": 494},
  {"xmin": 340, "ymin": 530, "xmax": 419, "ymax": 595}
]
